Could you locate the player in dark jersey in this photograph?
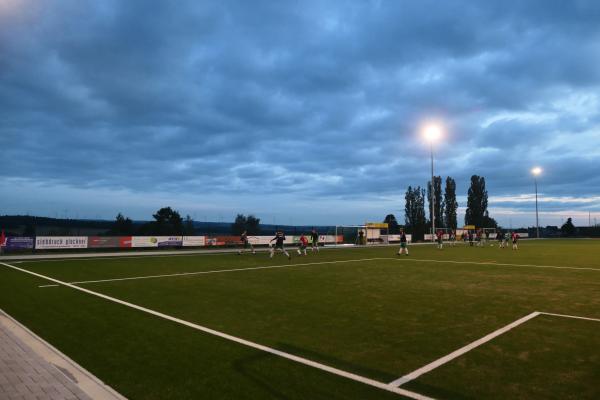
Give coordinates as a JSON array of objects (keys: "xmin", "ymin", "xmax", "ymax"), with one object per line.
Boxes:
[
  {"xmin": 497, "ymin": 230, "xmax": 504, "ymax": 248},
  {"xmin": 270, "ymin": 230, "xmax": 291, "ymax": 260},
  {"xmin": 237, "ymin": 230, "xmax": 255, "ymax": 255},
  {"xmin": 397, "ymin": 229, "xmax": 409, "ymax": 256},
  {"xmin": 310, "ymin": 229, "xmax": 319, "ymax": 253}
]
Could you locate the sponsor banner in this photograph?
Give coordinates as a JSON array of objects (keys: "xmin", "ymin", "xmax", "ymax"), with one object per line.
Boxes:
[
  {"xmin": 131, "ymin": 236, "xmax": 183, "ymax": 248},
  {"xmin": 35, "ymin": 236, "xmax": 88, "ymax": 250},
  {"xmin": 207, "ymin": 236, "xmax": 240, "ymax": 246},
  {"xmin": 157, "ymin": 236, "xmax": 183, "ymax": 247},
  {"xmin": 249, "ymin": 236, "xmax": 272, "ymax": 245},
  {"xmin": 3, "ymin": 237, "xmax": 35, "ymax": 250},
  {"xmin": 131, "ymin": 236, "xmax": 159, "ymax": 248},
  {"xmin": 182, "ymin": 236, "xmax": 205, "ymax": 247},
  {"xmin": 88, "ymin": 236, "xmax": 132, "ymax": 248}
]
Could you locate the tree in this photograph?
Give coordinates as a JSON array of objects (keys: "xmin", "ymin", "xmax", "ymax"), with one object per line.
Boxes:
[
  {"xmin": 232, "ymin": 214, "xmax": 247, "ymax": 235},
  {"xmin": 232, "ymin": 214, "xmax": 261, "ymax": 235},
  {"xmin": 111, "ymin": 213, "xmax": 133, "ymax": 235},
  {"xmin": 383, "ymin": 214, "xmax": 400, "ymax": 234},
  {"xmin": 246, "ymin": 215, "xmax": 261, "ymax": 235},
  {"xmin": 561, "ymin": 218, "xmax": 576, "ymax": 236},
  {"xmin": 405, "ymin": 186, "xmax": 427, "ymax": 241},
  {"xmin": 149, "ymin": 207, "xmax": 184, "ymax": 235},
  {"xmin": 482, "ymin": 211, "xmax": 498, "ymax": 229},
  {"xmin": 443, "ymin": 177, "xmax": 458, "ymax": 230},
  {"xmin": 427, "ymin": 176, "xmax": 444, "ymax": 228},
  {"xmin": 184, "ymin": 215, "xmax": 195, "ymax": 235},
  {"xmin": 465, "ymin": 175, "xmax": 488, "ymax": 227}
]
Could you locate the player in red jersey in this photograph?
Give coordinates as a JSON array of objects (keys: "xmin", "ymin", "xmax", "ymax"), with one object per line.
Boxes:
[
  {"xmin": 297, "ymin": 234, "xmax": 309, "ymax": 256},
  {"xmin": 436, "ymin": 229, "xmax": 444, "ymax": 249},
  {"xmin": 511, "ymin": 232, "xmax": 519, "ymax": 250}
]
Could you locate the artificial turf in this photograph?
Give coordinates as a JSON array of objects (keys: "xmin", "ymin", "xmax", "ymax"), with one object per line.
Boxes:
[{"xmin": 0, "ymin": 239, "xmax": 598, "ymax": 399}]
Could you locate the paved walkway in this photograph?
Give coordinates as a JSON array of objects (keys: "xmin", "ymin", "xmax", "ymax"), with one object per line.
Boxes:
[{"xmin": 0, "ymin": 310, "xmax": 125, "ymax": 400}]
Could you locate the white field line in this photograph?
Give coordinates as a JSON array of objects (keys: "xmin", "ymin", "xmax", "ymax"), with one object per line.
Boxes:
[
  {"xmin": 0, "ymin": 261, "xmax": 434, "ymax": 400},
  {"xmin": 37, "ymin": 257, "xmax": 396, "ymax": 288},
  {"xmin": 389, "ymin": 312, "xmax": 541, "ymax": 387},
  {"xmin": 539, "ymin": 312, "xmax": 600, "ymax": 323},
  {"xmin": 390, "ymin": 310, "xmax": 600, "ymax": 387},
  {"xmin": 392, "ymin": 257, "xmax": 600, "ymax": 272}
]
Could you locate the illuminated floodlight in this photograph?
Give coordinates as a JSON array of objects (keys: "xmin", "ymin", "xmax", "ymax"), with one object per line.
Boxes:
[
  {"xmin": 531, "ymin": 167, "xmax": 542, "ymax": 176},
  {"xmin": 423, "ymin": 125, "xmax": 442, "ymax": 142}
]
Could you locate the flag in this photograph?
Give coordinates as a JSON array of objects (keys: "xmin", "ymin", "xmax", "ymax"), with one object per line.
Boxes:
[{"xmin": 0, "ymin": 229, "xmax": 5, "ymax": 247}]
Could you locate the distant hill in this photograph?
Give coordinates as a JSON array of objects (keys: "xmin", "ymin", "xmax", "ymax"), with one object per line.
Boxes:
[{"xmin": 0, "ymin": 215, "xmax": 335, "ymax": 236}]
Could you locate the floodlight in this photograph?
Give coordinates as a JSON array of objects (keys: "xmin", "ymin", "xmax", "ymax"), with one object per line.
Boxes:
[
  {"xmin": 424, "ymin": 125, "xmax": 442, "ymax": 142},
  {"xmin": 531, "ymin": 167, "xmax": 542, "ymax": 176}
]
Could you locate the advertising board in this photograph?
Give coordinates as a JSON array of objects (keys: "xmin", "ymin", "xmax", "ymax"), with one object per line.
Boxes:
[
  {"xmin": 3, "ymin": 237, "xmax": 35, "ymax": 250},
  {"xmin": 88, "ymin": 236, "xmax": 132, "ymax": 248},
  {"xmin": 131, "ymin": 236, "xmax": 183, "ymax": 248},
  {"xmin": 182, "ymin": 236, "xmax": 206, "ymax": 247},
  {"xmin": 35, "ymin": 236, "xmax": 88, "ymax": 249}
]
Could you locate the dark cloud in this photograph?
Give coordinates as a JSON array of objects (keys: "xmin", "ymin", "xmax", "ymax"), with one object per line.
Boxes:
[{"xmin": 1, "ymin": 0, "xmax": 599, "ymax": 224}]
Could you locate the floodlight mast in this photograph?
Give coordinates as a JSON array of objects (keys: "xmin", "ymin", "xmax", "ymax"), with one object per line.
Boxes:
[
  {"xmin": 531, "ymin": 167, "xmax": 542, "ymax": 238},
  {"xmin": 424, "ymin": 125, "xmax": 441, "ymax": 243}
]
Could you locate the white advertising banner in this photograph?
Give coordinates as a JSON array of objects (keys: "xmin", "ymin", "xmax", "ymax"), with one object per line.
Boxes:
[
  {"xmin": 131, "ymin": 236, "xmax": 183, "ymax": 248},
  {"xmin": 131, "ymin": 236, "xmax": 159, "ymax": 248},
  {"xmin": 182, "ymin": 236, "xmax": 206, "ymax": 247},
  {"xmin": 35, "ymin": 236, "xmax": 88, "ymax": 250}
]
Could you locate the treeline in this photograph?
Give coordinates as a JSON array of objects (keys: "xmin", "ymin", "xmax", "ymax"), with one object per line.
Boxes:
[
  {"xmin": 110, "ymin": 207, "xmax": 195, "ymax": 235},
  {"xmin": 384, "ymin": 175, "xmax": 498, "ymax": 241},
  {"xmin": 111, "ymin": 210, "xmax": 262, "ymax": 236}
]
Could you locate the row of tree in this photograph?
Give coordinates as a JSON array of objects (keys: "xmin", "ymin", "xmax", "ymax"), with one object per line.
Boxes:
[
  {"xmin": 110, "ymin": 209, "xmax": 262, "ymax": 236},
  {"xmin": 398, "ymin": 175, "xmax": 497, "ymax": 240},
  {"xmin": 110, "ymin": 207, "xmax": 195, "ymax": 235}
]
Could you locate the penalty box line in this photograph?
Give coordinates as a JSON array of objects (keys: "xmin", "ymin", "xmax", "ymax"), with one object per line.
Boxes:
[
  {"xmin": 389, "ymin": 311, "xmax": 600, "ymax": 387},
  {"xmin": 37, "ymin": 257, "xmax": 397, "ymax": 288},
  {"xmin": 392, "ymin": 257, "xmax": 600, "ymax": 272},
  {"xmin": 0, "ymin": 262, "xmax": 434, "ymax": 400}
]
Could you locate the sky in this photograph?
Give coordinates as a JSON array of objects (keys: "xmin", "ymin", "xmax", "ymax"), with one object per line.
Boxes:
[{"xmin": 1, "ymin": 0, "xmax": 600, "ymax": 228}]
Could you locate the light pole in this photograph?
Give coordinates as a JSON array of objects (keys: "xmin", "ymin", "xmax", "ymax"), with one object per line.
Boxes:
[
  {"xmin": 531, "ymin": 167, "xmax": 542, "ymax": 238},
  {"xmin": 424, "ymin": 125, "xmax": 441, "ymax": 242}
]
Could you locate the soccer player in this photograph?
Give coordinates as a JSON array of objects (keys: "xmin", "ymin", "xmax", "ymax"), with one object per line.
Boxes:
[
  {"xmin": 511, "ymin": 232, "xmax": 519, "ymax": 250},
  {"xmin": 297, "ymin": 234, "xmax": 309, "ymax": 256},
  {"xmin": 397, "ymin": 229, "xmax": 409, "ymax": 256},
  {"xmin": 310, "ymin": 229, "xmax": 320, "ymax": 252},
  {"xmin": 476, "ymin": 229, "xmax": 483, "ymax": 247},
  {"xmin": 497, "ymin": 229, "xmax": 504, "ymax": 248},
  {"xmin": 436, "ymin": 229, "xmax": 444, "ymax": 249},
  {"xmin": 237, "ymin": 230, "xmax": 255, "ymax": 255},
  {"xmin": 449, "ymin": 230, "xmax": 456, "ymax": 246},
  {"xmin": 468, "ymin": 231, "xmax": 474, "ymax": 247},
  {"xmin": 270, "ymin": 230, "xmax": 291, "ymax": 260}
]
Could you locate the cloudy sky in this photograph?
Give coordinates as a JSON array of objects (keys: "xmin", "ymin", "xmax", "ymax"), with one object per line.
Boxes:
[{"xmin": 1, "ymin": 0, "xmax": 600, "ymax": 227}]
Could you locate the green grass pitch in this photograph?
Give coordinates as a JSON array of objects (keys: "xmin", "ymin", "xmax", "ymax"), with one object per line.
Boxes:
[{"xmin": 1, "ymin": 239, "xmax": 599, "ymax": 399}]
